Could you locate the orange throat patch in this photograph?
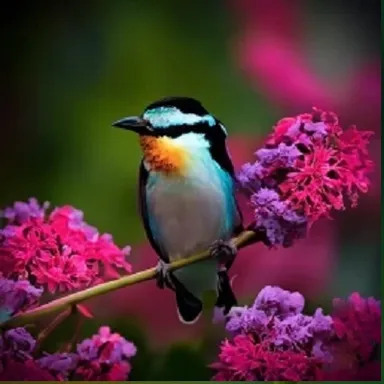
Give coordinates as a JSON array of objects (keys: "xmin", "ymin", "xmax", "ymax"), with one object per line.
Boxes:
[{"xmin": 139, "ymin": 136, "xmax": 188, "ymax": 175}]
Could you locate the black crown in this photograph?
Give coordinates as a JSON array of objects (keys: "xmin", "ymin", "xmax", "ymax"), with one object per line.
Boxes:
[{"xmin": 144, "ymin": 96, "xmax": 209, "ymax": 116}]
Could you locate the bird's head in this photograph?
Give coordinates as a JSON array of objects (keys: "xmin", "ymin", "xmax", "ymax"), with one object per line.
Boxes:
[
  {"xmin": 112, "ymin": 96, "xmax": 227, "ymax": 139},
  {"xmin": 113, "ymin": 97, "xmax": 230, "ymax": 175}
]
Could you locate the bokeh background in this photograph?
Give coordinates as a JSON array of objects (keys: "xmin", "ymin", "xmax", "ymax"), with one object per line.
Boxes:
[{"xmin": 1, "ymin": 0, "xmax": 380, "ymax": 380}]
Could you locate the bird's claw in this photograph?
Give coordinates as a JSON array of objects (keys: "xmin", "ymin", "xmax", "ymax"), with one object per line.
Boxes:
[
  {"xmin": 155, "ymin": 260, "xmax": 174, "ymax": 290},
  {"xmin": 209, "ymin": 239, "xmax": 237, "ymax": 270}
]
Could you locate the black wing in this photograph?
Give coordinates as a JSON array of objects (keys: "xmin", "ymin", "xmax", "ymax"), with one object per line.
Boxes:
[
  {"xmin": 208, "ymin": 132, "xmax": 244, "ymax": 236},
  {"xmin": 138, "ymin": 161, "xmax": 169, "ymax": 263},
  {"xmin": 207, "ymin": 130, "xmax": 244, "ymax": 271}
]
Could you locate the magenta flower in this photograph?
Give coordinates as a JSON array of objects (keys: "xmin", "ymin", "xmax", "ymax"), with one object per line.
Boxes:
[
  {"xmin": 332, "ymin": 292, "xmax": 381, "ymax": 364},
  {"xmin": 0, "ymin": 201, "xmax": 131, "ymax": 293},
  {"xmin": 37, "ymin": 353, "xmax": 79, "ymax": 381},
  {"xmin": 212, "ymin": 286, "xmax": 381, "ymax": 381},
  {"xmin": 212, "ymin": 286, "xmax": 333, "ymax": 381},
  {"xmin": 211, "ymin": 333, "xmax": 323, "ymax": 381},
  {"xmin": 0, "ymin": 327, "xmax": 37, "ymax": 378},
  {"xmin": 0, "ymin": 359, "xmax": 55, "ymax": 381},
  {"xmin": 238, "ymin": 108, "xmax": 373, "ymax": 245},
  {"xmin": 38, "ymin": 326, "xmax": 137, "ymax": 381}
]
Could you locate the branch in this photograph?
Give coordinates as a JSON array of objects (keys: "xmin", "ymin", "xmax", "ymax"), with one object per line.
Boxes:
[
  {"xmin": 33, "ymin": 307, "xmax": 72, "ymax": 353},
  {"xmin": 2, "ymin": 229, "xmax": 261, "ymax": 329}
]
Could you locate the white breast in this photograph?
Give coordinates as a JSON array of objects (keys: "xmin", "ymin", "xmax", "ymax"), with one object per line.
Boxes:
[
  {"xmin": 146, "ymin": 160, "xmax": 230, "ymax": 261},
  {"xmin": 144, "ymin": 132, "xmax": 236, "ymax": 297}
]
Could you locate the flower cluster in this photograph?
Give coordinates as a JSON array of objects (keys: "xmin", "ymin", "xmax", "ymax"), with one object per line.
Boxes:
[
  {"xmin": 0, "ymin": 199, "xmax": 137, "ymax": 381},
  {"xmin": 37, "ymin": 326, "xmax": 137, "ymax": 381},
  {"xmin": 238, "ymin": 108, "xmax": 373, "ymax": 246},
  {"xmin": 211, "ymin": 286, "xmax": 332, "ymax": 381},
  {"xmin": 0, "ymin": 326, "xmax": 56, "ymax": 380},
  {"xmin": 0, "ymin": 198, "xmax": 132, "ymax": 293},
  {"xmin": 0, "ymin": 278, "xmax": 42, "ymax": 321},
  {"xmin": 327, "ymin": 292, "xmax": 381, "ymax": 380},
  {"xmin": 0, "ymin": 324, "xmax": 136, "ymax": 381},
  {"xmin": 211, "ymin": 286, "xmax": 381, "ymax": 381},
  {"xmin": 0, "ymin": 106, "xmax": 376, "ymax": 381}
]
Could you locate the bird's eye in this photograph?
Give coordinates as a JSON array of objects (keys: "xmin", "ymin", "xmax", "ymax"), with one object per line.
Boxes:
[{"xmin": 144, "ymin": 119, "xmax": 154, "ymax": 132}]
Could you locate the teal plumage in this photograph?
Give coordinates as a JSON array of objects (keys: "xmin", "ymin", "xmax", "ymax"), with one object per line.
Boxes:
[{"xmin": 113, "ymin": 96, "xmax": 243, "ymax": 324}]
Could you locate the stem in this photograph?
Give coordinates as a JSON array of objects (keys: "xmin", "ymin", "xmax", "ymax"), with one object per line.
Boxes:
[
  {"xmin": 60, "ymin": 316, "xmax": 84, "ymax": 353},
  {"xmin": 2, "ymin": 230, "xmax": 259, "ymax": 329},
  {"xmin": 34, "ymin": 307, "xmax": 72, "ymax": 352}
]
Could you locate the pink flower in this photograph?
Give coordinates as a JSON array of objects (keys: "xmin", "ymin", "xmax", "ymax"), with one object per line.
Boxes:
[
  {"xmin": 230, "ymin": 0, "xmax": 381, "ymax": 219},
  {"xmin": 239, "ymin": 108, "xmax": 373, "ymax": 229},
  {"xmin": 0, "ymin": 359, "xmax": 55, "ymax": 381},
  {"xmin": 0, "ymin": 203, "xmax": 131, "ymax": 293},
  {"xmin": 211, "ymin": 334, "xmax": 323, "ymax": 381},
  {"xmin": 74, "ymin": 326, "xmax": 136, "ymax": 381},
  {"xmin": 37, "ymin": 326, "xmax": 137, "ymax": 381},
  {"xmin": 332, "ymin": 293, "xmax": 381, "ymax": 362}
]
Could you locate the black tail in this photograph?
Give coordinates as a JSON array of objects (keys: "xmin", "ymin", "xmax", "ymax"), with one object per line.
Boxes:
[
  {"xmin": 215, "ymin": 270, "xmax": 237, "ymax": 314},
  {"xmin": 169, "ymin": 273, "xmax": 203, "ymax": 324},
  {"xmin": 175, "ymin": 290, "xmax": 203, "ymax": 324}
]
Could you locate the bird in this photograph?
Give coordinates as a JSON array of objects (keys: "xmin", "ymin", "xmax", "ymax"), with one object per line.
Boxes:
[{"xmin": 112, "ymin": 96, "xmax": 243, "ymax": 324}]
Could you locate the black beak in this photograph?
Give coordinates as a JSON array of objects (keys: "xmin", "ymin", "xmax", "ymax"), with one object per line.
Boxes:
[{"xmin": 112, "ymin": 116, "xmax": 152, "ymax": 134}]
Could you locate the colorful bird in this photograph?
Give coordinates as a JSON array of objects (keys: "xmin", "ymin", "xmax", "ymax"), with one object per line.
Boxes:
[{"xmin": 113, "ymin": 97, "xmax": 243, "ymax": 324}]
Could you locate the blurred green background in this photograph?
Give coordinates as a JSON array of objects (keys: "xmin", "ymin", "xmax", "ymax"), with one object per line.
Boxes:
[{"xmin": 1, "ymin": 0, "xmax": 380, "ymax": 380}]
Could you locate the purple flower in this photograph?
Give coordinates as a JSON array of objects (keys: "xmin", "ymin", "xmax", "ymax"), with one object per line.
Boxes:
[
  {"xmin": 35, "ymin": 327, "xmax": 137, "ymax": 381},
  {"xmin": 73, "ymin": 326, "xmax": 137, "ymax": 381},
  {"xmin": 224, "ymin": 286, "xmax": 333, "ymax": 362},
  {"xmin": 77, "ymin": 326, "xmax": 136, "ymax": 363},
  {"xmin": 273, "ymin": 314, "xmax": 312, "ymax": 346},
  {"xmin": 37, "ymin": 353, "xmax": 79, "ymax": 379},
  {"xmin": 76, "ymin": 339, "xmax": 98, "ymax": 361},
  {"xmin": 0, "ymin": 278, "xmax": 42, "ymax": 320},
  {"xmin": 303, "ymin": 120, "xmax": 328, "ymax": 140},
  {"xmin": 214, "ymin": 286, "xmax": 336, "ymax": 381},
  {"xmin": 0, "ymin": 226, "xmax": 17, "ymax": 239},
  {"xmin": 212, "ymin": 307, "xmax": 227, "ymax": 325},
  {"xmin": 0, "ymin": 328, "xmax": 36, "ymax": 360},
  {"xmin": 273, "ymin": 311, "xmax": 333, "ymax": 361},
  {"xmin": 251, "ymin": 188, "xmax": 307, "ymax": 246},
  {"xmin": 226, "ymin": 306, "xmax": 269, "ymax": 334},
  {"xmin": 286, "ymin": 119, "xmax": 302, "ymax": 138},
  {"xmin": 237, "ymin": 108, "xmax": 373, "ymax": 248},
  {"xmin": 237, "ymin": 162, "xmax": 263, "ymax": 190},
  {"xmin": 256, "ymin": 142, "xmax": 301, "ymax": 168},
  {"xmin": 0, "ymin": 198, "xmax": 49, "ymax": 225},
  {"xmin": 254, "ymin": 285, "xmax": 305, "ymax": 318}
]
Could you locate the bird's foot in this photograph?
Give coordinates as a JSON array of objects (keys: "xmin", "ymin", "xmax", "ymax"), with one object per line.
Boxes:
[
  {"xmin": 155, "ymin": 260, "xmax": 175, "ymax": 290},
  {"xmin": 209, "ymin": 239, "xmax": 237, "ymax": 271}
]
